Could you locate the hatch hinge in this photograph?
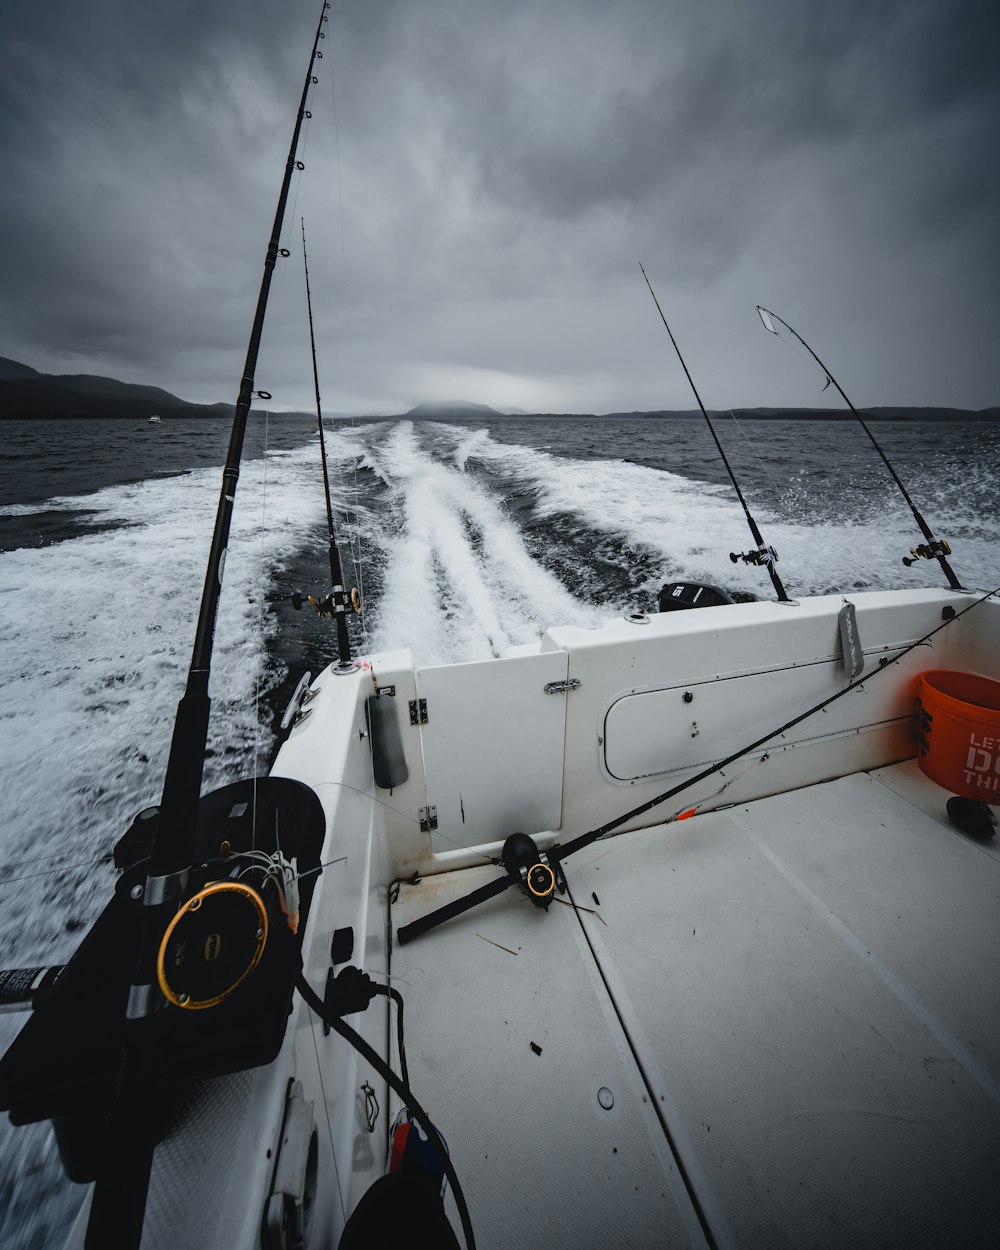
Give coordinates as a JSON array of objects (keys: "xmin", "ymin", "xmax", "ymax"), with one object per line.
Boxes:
[
  {"xmin": 409, "ymin": 697, "xmax": 428, "ymax": 725},
  {"xmin": 544, "ymin": 678, "xmax": 582, "ymax": 695},
  {"xmin": 418, "ymin": 805, "xmax": 438, "ymax": 833}
]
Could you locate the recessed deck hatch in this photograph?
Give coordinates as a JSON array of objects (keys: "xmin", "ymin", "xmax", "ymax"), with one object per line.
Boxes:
[{"xmin": 602, "ymin": 653, "xmax": 923, "ymax": 782}]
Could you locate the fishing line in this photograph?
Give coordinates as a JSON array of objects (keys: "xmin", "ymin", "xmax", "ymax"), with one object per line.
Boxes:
[
  {"xmin": 252, "ymin": 404, "xmax": 273, "ymax": 853},
  {"xmin": 301, "ymin": 218, "xmax": 354, "ymax": 668},
  {"xmin": 320, "ymin": 36, "xmax": 369, "ymax": 653},
  {"xmin": 727, "ymin": 410, "xmax": 783, "ymax": 497},
  {"xmin": 344, "ymin": 439, "xmax": 370, "ymax": 653},
  {"xmin": 756, "ymin": 305, "xmax": 963, "ymax": 590},
  {"xmin": 639, "ymin": 264, "xmax": 792, "ymax": 603},
  {"xmin": 308, "ymin": 999, "xmax": 349, "ymax": 1228},
  {"xmin": 0, "ymin": 855, "xmax": 114, "ymax": 888}
]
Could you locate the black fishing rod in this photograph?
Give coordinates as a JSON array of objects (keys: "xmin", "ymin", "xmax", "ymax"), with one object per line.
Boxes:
[
  {"xmin": 86, "ymin": 5, "xmax": 333, "ymax": 1246},
  {"xmin": 639, "ymin": 263, "xmax": 792, "ymax": 604},
  {"xmin": 396, "ymin": 581, "xmax": 999, "ymax": 946},
  {"xmin": 756, "ymin": 305, "xmax": 963, "ymax": 591},
  {"xmin": 301, "ymin": 216, "xmax": 355, "ymax": 670}
]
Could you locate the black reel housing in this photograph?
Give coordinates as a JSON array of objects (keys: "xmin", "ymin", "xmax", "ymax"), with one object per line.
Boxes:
[
  {"xmin": 502, "ymin": 832, "xmax": 559, "ymax": 908},
  {"xmin": 0, "ymin": 775, "xmax": 325, "ymax": 1181}
]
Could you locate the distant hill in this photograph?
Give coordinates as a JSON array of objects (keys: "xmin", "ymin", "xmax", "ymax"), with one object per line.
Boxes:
[
  {"xmin": 403, "ymin": 400, "xmax": 505, "ymax": 419},
  {"xmin": 0, "ymin": 356, "xmax": 235, "ymax": 421},
  {"xmin": 0, "ymin": 357, "xmax": 42, "ymax": 381}
]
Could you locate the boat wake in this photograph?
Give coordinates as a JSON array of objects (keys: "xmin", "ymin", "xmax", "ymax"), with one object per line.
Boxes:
[
  {"xmin": 1, "ymin": 417, "xmax": 997, "ymax": 970},
  {"xmin": 0, "ymin": 414, "xmax": 997, "ymax": 1247}
]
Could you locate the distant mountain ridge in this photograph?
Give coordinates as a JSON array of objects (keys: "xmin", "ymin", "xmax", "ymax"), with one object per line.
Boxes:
[
  {"xmin": 1, "ymin": 359, "xmax": 996, "ymax": 422},
  {"xmin": 0, "ymin": 356, "xmax": 233, "ymax": 421},
  {"xmin": 404, "ymin": 400, "xmax": 506, "ymax": 419}
]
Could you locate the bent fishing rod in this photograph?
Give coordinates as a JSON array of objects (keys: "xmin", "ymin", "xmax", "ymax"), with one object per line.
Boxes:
[
  {"xmin": 396, "ymin": 580, "xmax": 999, "ymax": 946},
  {"xmin": 640, "ymin": 262, "xmax": 792, "ymax": 604},
  {"xmin": 86, "ymin": 5, "xmax": 334, "ymax": 1247},
  {"xmin": 301, "ymin": 216, "xmax": 355, "ymax": 670},
  {"xmin": 756, "ymin": 305, "xmax": 962, "ymax": 591}
]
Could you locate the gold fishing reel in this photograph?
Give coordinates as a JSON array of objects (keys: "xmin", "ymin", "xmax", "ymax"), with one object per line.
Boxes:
[
  {"xmin": 902, "ymin": 538, "xmax": 951, "ymax": 567},
  {"xmin": 501, "ymin": 833, "xmax": 558, "ymax": 909},
  {"xmin": 157, "ymin": 881, "xmax": 268, "ymax": 1010},
  {"xmin": 525, "ymin": 861, "xmax": 556, "ymax": 902},
  {"xmin": 301, "ymin": 588, "xmax": 362, "ymax": 617}
]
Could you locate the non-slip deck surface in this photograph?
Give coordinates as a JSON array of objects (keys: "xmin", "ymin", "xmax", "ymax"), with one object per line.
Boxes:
[{"xmin": 390, "ymin": 761, "xmax": 1000, "ymax": 1249}]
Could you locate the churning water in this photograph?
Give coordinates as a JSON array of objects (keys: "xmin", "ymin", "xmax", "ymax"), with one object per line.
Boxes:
[{"xmin": 0, "ymin": 412, "xmax": 997, "ymax": 1244}]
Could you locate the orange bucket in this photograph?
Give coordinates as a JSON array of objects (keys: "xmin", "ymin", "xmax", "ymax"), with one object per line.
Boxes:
[{"xmin": 917, "ymin": 670, "xmax": 1000, "ymax": 800}]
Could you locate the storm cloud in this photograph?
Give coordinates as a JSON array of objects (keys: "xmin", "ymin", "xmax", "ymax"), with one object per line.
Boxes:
[{"xmin": 0, "ymin": 0, "xmax": 997, "ymax": 413}]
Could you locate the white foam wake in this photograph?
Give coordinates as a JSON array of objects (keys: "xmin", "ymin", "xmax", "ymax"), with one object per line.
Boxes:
[
  {"xmin": 353, "ymin": 421, "xmax": 603, "ymax": 666},
  {"xmin": 0, "ymin": 445, "xmax": 327, "ymax": 964}
]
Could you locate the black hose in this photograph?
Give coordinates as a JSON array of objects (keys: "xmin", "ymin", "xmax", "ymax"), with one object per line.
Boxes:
[
  {"xmin": 296, "ymin": 973, "xmax": 476, "ymax": 1250},
  {"xmin": 372, "ymin": 983, "xmax": 409, "ymax": 1089}
]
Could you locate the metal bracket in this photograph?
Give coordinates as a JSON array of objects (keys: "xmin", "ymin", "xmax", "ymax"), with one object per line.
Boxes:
[
  {"xmin": 280, "ymin": 671, "xmax": 314, "ymax": 731},
  {"xmin": 419, "ymin": 805, "xmax": 438, "ymax": 832},
  {"xmin": 409, "ymin": 697, "xmax": 428, "ymax": 725},
  {"xmin": 544, "ymin": 678, "xmax": 581, "ymax": 695},
  {"xmin": 263, "ymin": 1081, "xmax": 318, "ymax": 1250},
  {"xmin": 143, "ymin": 867, "xmax": 190, "ymax": 907}
]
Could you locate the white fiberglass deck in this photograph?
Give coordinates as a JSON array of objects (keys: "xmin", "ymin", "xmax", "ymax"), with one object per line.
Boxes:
[{"xmin": 389, "ymin": 760, "xmax": 1000, "ymax": 1249}]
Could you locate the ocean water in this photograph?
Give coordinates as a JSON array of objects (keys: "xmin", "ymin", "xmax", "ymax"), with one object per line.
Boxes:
[{"xmin": 0, "ymin": 412, "xmax": 998, "ymax": 1244}]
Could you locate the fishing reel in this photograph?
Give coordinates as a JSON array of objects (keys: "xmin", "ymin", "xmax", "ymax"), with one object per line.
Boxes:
[
  {"xmin": 290, "ymin": 587, "xmax": 362, "ymax": 616},
  {"xmin": 501, "ymin": 833, "xmax": 563, "ymax": 910},
  {"xmin": 156, "ymin": 852, "xmax": 300, "ymax": 1012},
  {"xmin": 902, "ymin": 538, "xmax": 952, "ymax": 567},
  {"xmin": 730, "ymin": 544, "xmax": 779, "ymax": 569},
  {"xmin": 396, "ymin": 832, "xmax": 567, "ymax": 946},
  {"xmin": 0, "ymin": 776, "xmax": 326, "ymax": 1181}
]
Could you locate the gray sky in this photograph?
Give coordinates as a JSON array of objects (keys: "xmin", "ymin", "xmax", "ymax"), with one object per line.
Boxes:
[{"xmin": 1, "ymin": 0, "xmax": 997, "ymax": 414}]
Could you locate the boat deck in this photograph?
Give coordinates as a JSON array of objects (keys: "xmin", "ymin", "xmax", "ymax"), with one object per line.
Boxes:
[{"xmin": 389, "ymin": 759, "xmax": 1000, "ymax": 1249}]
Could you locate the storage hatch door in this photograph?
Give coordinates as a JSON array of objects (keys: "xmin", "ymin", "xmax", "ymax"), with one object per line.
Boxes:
[{"xmin": 415, "ymin": 651, "xmax": 569, "ymax": 852}]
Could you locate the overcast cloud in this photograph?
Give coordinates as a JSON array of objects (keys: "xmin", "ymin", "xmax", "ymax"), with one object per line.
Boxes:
[{"xmin": 0, "ymin": 0, "xmax": 997, "ymax": 413}]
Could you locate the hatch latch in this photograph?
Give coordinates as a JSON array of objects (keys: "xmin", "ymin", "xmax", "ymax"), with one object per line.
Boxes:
[{"xmin": 544, "ymin": 678, "xmax": 581, "ymax": 695}]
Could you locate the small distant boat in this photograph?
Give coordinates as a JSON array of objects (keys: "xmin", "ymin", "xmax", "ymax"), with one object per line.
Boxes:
[{"xmin": 148, "ymin": 414, "xmax": 161, "ymax": 424}]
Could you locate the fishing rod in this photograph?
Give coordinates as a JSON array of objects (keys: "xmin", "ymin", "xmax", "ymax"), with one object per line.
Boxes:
[
  {"xmin": 639, "ymin": 262, "xmax": 793, "ymax": 604},
  {"xmin": 396, "ymin": 581, "xmax": 999, "ymax": 946},
  {"xmin": 301, "ymin": 216, "xmax": 356, "ymax": 670},
  {"xmin": 756, "ymin": 305, "xmax": 963, "ymax": 591},
  {"xmin": 85, "ymin": 5, "xmax": 334, "ymax": 1246}
]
